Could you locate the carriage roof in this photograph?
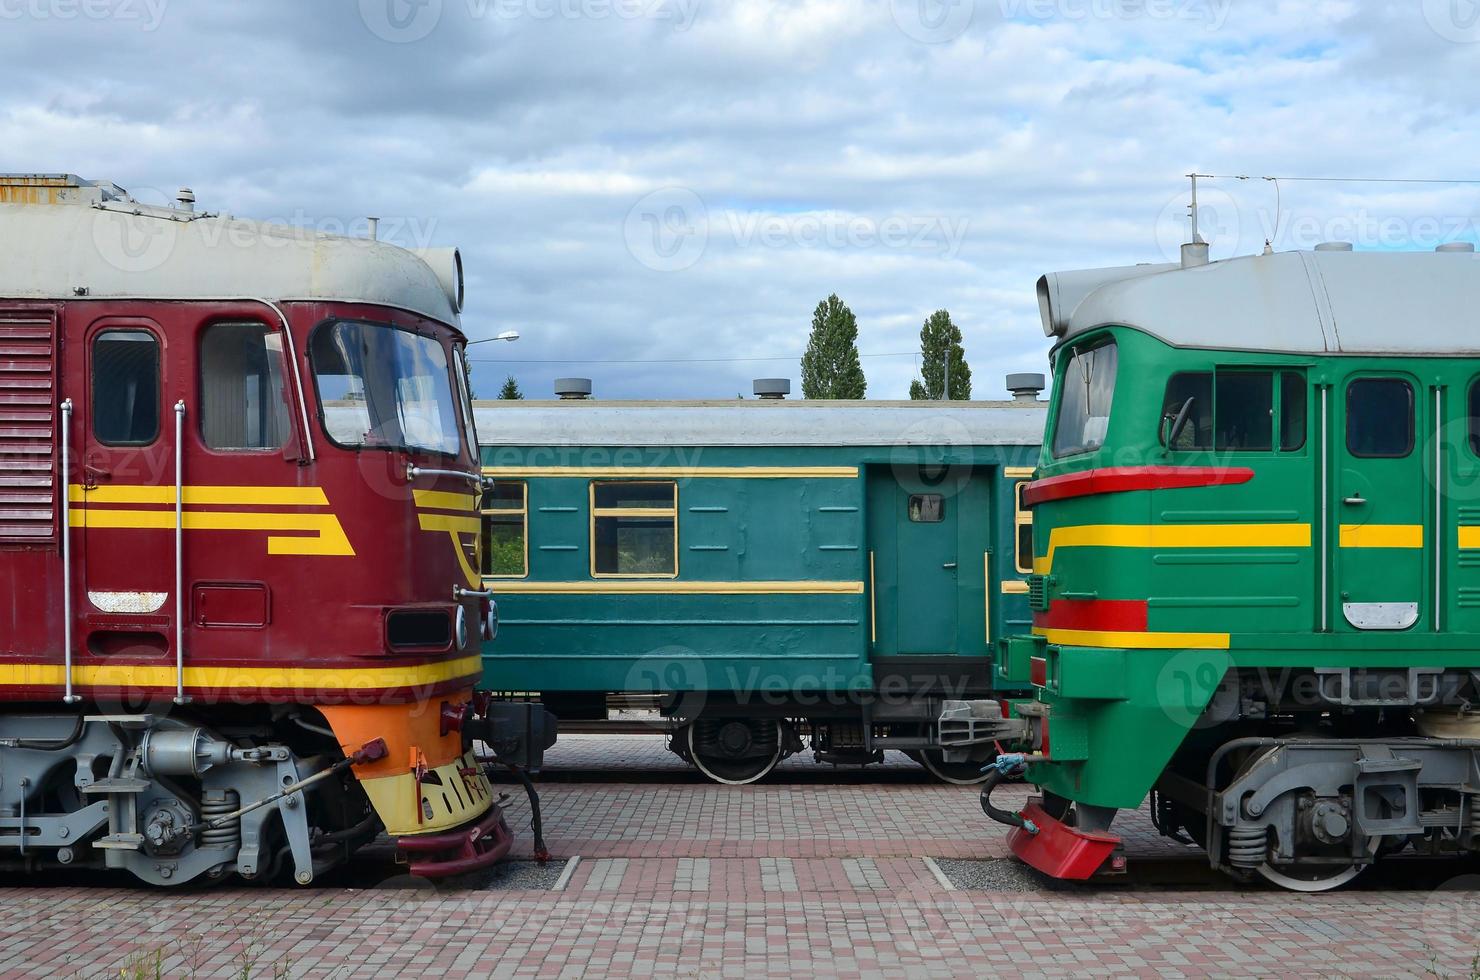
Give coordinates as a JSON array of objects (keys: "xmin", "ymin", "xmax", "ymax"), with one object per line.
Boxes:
[
  {"xmin": 0, "ymin": 174, "xmax": 460, "ymax": 325},
  {"xmin": 1063, "ymin": 248, "xmax": 1480, "ymax": 356},
  {"xmin": 472, "ymin": 399, "xmax": 1047, "ymax": 448}
]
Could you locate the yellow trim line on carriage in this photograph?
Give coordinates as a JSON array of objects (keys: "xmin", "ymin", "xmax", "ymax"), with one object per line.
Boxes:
[
  {"xmin": 485, "ymin": 579, "xmax": 866, "ymax": 595},
  {"xmin": 482, "ymin": 466, "xmax": 858, "ymax": 479},
  {"xmin": 0, "ymin": 656, "xmax": 484, "ymax": 691}
]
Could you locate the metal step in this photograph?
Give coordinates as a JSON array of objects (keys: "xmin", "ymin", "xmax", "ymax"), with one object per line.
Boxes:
[
  {"xmin": 93, "ymin": 833, "xmax": 144, "ymax": 850},
  {"xmin": 79, "ymin": 777, "xmax": 150, "ymax": 795}
]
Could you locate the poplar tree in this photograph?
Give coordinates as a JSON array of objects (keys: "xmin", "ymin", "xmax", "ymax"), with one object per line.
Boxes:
[
  {"xmin": 800, "ymin": 294, "xmax": 867, "ymax": 399},
  {"xmin": 908, "ymin": 309, "xmax": 972, "ymax": 400}
]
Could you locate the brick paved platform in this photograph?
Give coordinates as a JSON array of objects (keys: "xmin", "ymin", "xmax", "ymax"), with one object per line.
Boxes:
[{"xmin": 2, "ymin": 735, "xmax": 1477, "ymax": 978}]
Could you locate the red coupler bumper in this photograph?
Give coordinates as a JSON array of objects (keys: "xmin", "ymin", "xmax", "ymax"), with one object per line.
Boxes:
[
  {"xmin": 397, "ymin": 805, "xmax": 513, "ymax": 878},
  {"xmin": 1007, "ymin": 798, "xmax": 1120, "ymax": 880}
]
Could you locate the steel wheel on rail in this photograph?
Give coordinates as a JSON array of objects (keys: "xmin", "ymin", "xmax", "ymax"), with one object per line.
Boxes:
[
  {"xmin": 914, "ymin": 749, "xmax": 994, "ymax": 786},
  {"xmin": 685, "ymin": 717, "xmax": 784, "ymax": 785},
  {"xmin": 1253, "ymin": 838, "xmax": 1376, "ymax": 892}
]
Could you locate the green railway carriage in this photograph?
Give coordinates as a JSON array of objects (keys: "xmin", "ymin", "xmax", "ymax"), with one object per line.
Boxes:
[
  {"xmin": 982, "ymin": 243, "xmax": 1480, "ymax": 891},
  {"xmin": 472, "ymin": 398, "xmax": 1044, "ymax": 783}
]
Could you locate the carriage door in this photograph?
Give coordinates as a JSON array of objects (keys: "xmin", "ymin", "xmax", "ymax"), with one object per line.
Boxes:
[
  {"xmin": 867, "ymin": 465, "xmax": 990, "ymax": 656},
  {"xmin": 1334, "ymin": 374, "xmax": 1425, "ymax": 631},
  {"xmin": 77, "ymin": 320, "xmax": 175, "ymax": 658}
]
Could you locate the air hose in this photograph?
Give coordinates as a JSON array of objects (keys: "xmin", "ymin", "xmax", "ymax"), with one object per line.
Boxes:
[
  {"xmin": 979, "ymin": 753, "xmax": 1040, "ymax": 835},
  {"xmin": 495, "ymin": 763, "xmax": 550, "ymax": 864}
]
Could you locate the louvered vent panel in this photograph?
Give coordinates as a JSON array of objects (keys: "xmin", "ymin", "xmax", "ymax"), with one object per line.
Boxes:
[{"xmin": 0, "ymin": 314, "xmax": 57, "ymax": 545}]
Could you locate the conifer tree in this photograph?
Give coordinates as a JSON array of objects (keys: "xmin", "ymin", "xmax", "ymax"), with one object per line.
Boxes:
[
  {"xmin": 908, "ymin": 309, "xmax": 971, "ymax": 400},
  {"xmin": 800, "ymin": 294, "xmax": 867, "ymax": 399}
]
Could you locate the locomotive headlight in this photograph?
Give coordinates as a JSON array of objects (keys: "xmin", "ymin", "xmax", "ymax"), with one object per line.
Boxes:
[
  {"xmin": 455, "ymin": 605, "xmax": 469, "ymax": 650},
  {"xmin": 484, "ymin": 599, "xmax": 499, "ymax": 642}
]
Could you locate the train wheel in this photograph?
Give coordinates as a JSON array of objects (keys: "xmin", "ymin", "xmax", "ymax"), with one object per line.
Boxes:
[
  {"xmin": 1253, "ymin": 836, "xmax": 1376, "ymax": 892},
  {"xmin": 686, "ymin": 717, "xmax": 784, "ymax": 785},
  {"xmin": 916, "ymin": 749, "xmax": 993, "ymax": 786}
]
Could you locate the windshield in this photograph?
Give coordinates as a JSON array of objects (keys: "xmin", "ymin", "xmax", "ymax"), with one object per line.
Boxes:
[
  {"xmin": 311, "ymin": 320, "xmax": 463, "ymax": 456},
  {"xmin": 1051, "ymin": 339, "xmax": 1117, "ymax": 457}
]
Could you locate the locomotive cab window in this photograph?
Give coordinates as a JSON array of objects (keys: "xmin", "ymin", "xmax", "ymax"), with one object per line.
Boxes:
[
  {"xmin": 199, "ymin": 322, "xmax": 292, "ymax": 451},
  {"xmin": 908, "ymin": 494, "xmax": 944, "ymax": 522},
  {"xmin": 310, "ymin": 320, "xmax": 463, "ymax": 457},
  {"xmin": 591, "ymin": 481, "xmax": 677, "ymax": 577},
  {"xmin": 92, "ymin": 329, "xmax": 160, "ymax": 446},
  {"xmin": 482, "ymin": 481, "xmax": 528, "ymax": 578},
  {"xmin": 1347, "ymin": 378, "xmax": 1414, "ymax": 458},
  {"xmin": 1161, "ymin": 368, "xmax": 1305, "ymax": 452},
  {"xmin": 1052, "ymin": 339, "xmax": 1117, "ymax": 457}
]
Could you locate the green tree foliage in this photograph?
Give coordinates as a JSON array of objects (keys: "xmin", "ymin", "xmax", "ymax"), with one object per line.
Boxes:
[
  {"xmin": 800, "ymin": 294, "xmax": 867, "ymax": 399},
  {"xmin": 498, "ymin": 374, "xmax": 524, "ymax": 400},
  {"xmin": 908, "ymin": 309, "xmax": 972, "ymax": 400}
]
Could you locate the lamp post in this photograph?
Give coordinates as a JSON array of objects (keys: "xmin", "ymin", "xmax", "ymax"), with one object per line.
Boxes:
[{"xmin": 468, "ymin": 330, "xmax": 520, "ymax": 346}]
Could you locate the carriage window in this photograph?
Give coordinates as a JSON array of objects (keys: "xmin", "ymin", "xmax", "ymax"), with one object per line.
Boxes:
[
  {"xmin": 908, "ymin": 494, "xmax": 944, "ymax": 523},
  {"xmin": 481, "ymin": 481, "xmax": 527, "ymax": 578},
  {"xmin": 92, "ymin": 330, "xmax": 160, "ymax": 446},
  {"xmin": 199, "ymin": 322, "xmax": 292, "ymax": 451},
  {"xmin": 1161, "ymin": 372, "xmax": 1212, "ymax": 450},
  {"xmin": 1347, "ymin": 378, "xmax": 1414, "ymax": 458},
  {"xmin": 592, "ymin": 481, "xmax": 677, "ymax": 577},
  {"xmin": 1280, "ymin": 372, "xmax": 1307, "ymax": 451},
  {"xmin": 1013, "ymin": 482, "xmax": 1033, "ymax": 574},
  {"xmin": 1052, "ymin": 340, "xmax": 1118, "ymax": 457}
]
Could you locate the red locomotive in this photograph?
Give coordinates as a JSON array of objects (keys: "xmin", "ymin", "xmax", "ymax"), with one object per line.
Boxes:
[{"xmin": 0, "ymin": 174, "xmax": 552, "ymax": 886}]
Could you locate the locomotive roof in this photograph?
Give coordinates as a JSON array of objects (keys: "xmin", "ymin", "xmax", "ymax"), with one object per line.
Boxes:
[
  {"xmin": 1062, "ymin": 248, "xmax": 1480, "ymax": 356},
  {"xmin": 472, "ymin": 399, "xmax": 1047, "ymax": 448},
  {"xmin": 0, "ymin": 174, "xmax": 461, "ymax": 325}
]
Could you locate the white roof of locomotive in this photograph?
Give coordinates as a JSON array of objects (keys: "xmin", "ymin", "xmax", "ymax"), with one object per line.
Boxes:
[
  {"xmin": 0, "ymin": 174, "xmax": 460, "ymax": 325},
  {"xmin": 473, "ymin": 399, "xmax": 1047, "ymax": 448},
  {"xmin": 1062, "ymin": 248, "xmax": 1480, "ymax": 355}
]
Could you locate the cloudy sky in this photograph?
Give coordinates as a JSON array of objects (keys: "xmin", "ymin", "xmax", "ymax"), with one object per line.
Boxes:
[{"xmin": 4, "ymin": 0, "xmax": 1480, "ymax": 399}]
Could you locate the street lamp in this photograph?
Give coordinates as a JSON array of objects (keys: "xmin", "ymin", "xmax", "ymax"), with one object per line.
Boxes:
[{"xmin": 468, "ymin": 330, "xmax": 520, "ymax": 346}]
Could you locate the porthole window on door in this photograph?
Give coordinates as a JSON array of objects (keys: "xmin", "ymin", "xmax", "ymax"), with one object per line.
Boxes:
[{"xmin": 908, "ymin": 494, "xmax": 944, "ymax": 523}]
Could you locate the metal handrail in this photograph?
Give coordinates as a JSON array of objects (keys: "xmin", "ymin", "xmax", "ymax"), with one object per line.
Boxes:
[
  {"xmin": 173, "ymin": 400, "xmax": 189, "ymax": 705},
  {"xmin": 407, "ymin": 464, "xmax": 486, "ymax": 487},
  {"xmin": 59, "ymin": 399, "xmax": 78, "ymax": 705}
]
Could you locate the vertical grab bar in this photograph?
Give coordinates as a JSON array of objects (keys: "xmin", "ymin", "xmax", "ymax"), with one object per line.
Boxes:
[
  {"xmin": 59, "ymin": 399, "xmax": 78, "ymax": 705},
  {"xmin": 174, "ymin": 400, "xmax": 189, "ymax": 705}
]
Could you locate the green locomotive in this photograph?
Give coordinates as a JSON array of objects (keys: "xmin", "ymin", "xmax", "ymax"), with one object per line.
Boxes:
[
  {"xmin": 980, "ymin": 240, "xmax": 1480, "ymax": 891},
  {"xmin": 473, "ymin": 396, "xmax": 1043, "ymax": 784}
]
